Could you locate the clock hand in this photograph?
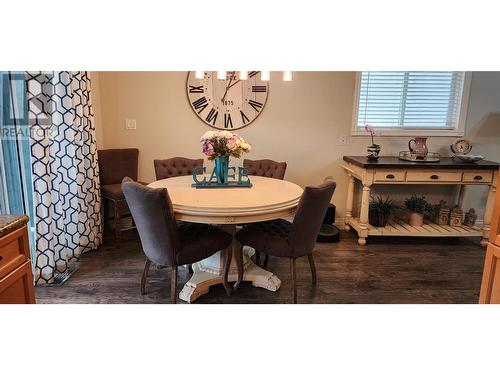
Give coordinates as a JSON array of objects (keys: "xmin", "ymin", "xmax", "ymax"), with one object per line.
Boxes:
[{"xmin": 221, "ymin": 72, "xmax": 234, "ymax": 103}]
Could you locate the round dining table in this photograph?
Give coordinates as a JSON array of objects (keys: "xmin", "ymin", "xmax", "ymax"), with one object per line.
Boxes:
[{"xmin": 148, "ymin": 175, "xmax": 303, "ymax": 303}]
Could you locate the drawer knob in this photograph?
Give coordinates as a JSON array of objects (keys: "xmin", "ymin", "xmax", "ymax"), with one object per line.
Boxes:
[
  {"xmin": 474, "ymin": 175, "xmax": 483, "ymax": 180},
  {"xmin": 430, "ymin": 174, "xmax": 439, "ymax": 180},
  {"xmin": 386, "ymin": 174, "xmax": 395, "ymax": 179}
]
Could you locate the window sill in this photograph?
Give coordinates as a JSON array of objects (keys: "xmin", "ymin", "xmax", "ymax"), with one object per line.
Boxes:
[{"xmin": 351, "ymin": 128, "xmax": 465, "ymax": 137}]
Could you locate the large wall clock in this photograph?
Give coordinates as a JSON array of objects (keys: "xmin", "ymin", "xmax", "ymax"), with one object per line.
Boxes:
[{"xmin": 186, "ymin": 71, "xmax": 269, "ymax": 130}]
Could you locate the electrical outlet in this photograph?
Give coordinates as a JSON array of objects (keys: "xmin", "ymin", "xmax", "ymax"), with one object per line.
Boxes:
[
  {"xmin": 125, "ymin": 119, "xmax": 137, "ymax": 130},
  {"xmin": 338, "ymin": 136, "xmax": 348, "ymax": 146}
]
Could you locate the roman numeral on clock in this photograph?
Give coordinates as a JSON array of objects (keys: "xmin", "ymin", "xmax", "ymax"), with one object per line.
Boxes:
[
  {"xmin": 206, "ymin": 108, "xmax": 218, "ymax": 125},
  {"xmin": 248, "ymin": 100, "xmax": 263, "ymax": 112},
  {"xmin": 189, "ymin": 85, "xmax": 204, "ymax": 93},
  {"xmin": 252, "ymin": 85, "xmax": 267, "ymax": 93},
  {"xmin": 240, "ymin": 110, "xmax": 249, "ymax": 125},
  {"xmin": 192, "ymin": 96, "xmax": 208, "ymax": 114},
  {"xmin": 248, "ymin": 71, "xmax": 259, "ymax": 78},
  {"xmin": 224, "ymin": 113, "xmax": 233, "ymax": 128}
]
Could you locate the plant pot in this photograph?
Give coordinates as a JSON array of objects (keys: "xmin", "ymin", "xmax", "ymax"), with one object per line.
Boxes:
[
  {"xmin": 367, "ymin": 145, "xmax": 381, "ymax": 161},
  {"xmin": 409, "ymin": 212, "xmax": 424, "ymax": 226},
  {"xmin": 369, "ymin": 210, "xmax": 390, "ymax": 227}
]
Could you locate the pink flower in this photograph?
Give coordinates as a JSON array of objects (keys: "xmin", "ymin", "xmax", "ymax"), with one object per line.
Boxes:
[
  {"xmin": 227, "ymin": 135, "xmax": 239, "ymax": 150},
  {"xmin": 202, "ymin": 141, "xmax": 214, "ymax": 156}
]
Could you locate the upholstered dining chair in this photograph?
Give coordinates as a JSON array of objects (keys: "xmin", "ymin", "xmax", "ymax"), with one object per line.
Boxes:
[
  {"xmin": 243, "ymin": 158, "xmax": 287, "ymax": 180},
  {"xmin": 235, "ymin": 177, "xmax": 336, "ymax": 303},
  {"xmin": 243, "ymin": 158, "xmax": 288, "ymax": 267},
  {"xmin": 122, "ymin": 177, "xmax": 233, "ymax": 303},
  {"xmin": 154, "ymin": 157, "xmax": 203, "ymax": 180},
  {"xmin": 98, "ymin": 148, "xmax": 143, "ymax": 245}
]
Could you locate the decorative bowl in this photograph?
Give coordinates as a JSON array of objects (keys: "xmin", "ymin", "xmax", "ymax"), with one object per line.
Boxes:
[{"xmin": 453, "ymin": 154, "xmax": 484, "ymax": 163}]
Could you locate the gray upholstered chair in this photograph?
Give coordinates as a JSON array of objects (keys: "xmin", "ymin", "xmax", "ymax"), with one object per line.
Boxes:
[
  {"xmin": 122, "ymin": 177, "xmax": 233, "ymax": 303},
  {"xmin": 243, "ymin": 158, "xmax": 287, "ymax": 267},
  {"xmin": 98, "ymin": 148, "xmax": 145, "ymax": 245},
  {"xmin": 235, "ymin": 177, "xmax": 336, "ymax": 303},
  {"xmin": 154, "ymin": 157, "xmax": 203, "ymax": 180},
  {"xmin": 243, "ymin": 158, "xmax": 287, "ymax": 180}
]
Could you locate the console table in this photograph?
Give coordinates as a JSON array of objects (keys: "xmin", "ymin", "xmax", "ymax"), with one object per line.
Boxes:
[{"xmin": 342, "ymin": 156, "xmax": 499, "ymax": 246}]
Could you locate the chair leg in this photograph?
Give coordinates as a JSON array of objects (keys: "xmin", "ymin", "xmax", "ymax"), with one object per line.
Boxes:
[
  {"xmin": 141, "ymin": 259, "xmax": 152, "ymax": 295},
  {"xmin": 233, "ymin": 243, "xmax": 244, "ymax": 291},
  {"xmin": 307, "ymin": 253, "xmax": 317, "ymax": 285},
  {"xmin": 263, "ymin": 254, "xmax": 269, "ymax": 268},
  {"xmin": 222, "ymin": 246, "xmax": 232, "ymax": 297},
  {"xmin": 290, "ymin": 258, "xmax": 297, "ymax": 304},
  {"xmin": 114, "ymin": 200, "xmax": 122, "ymax": 247},
  {"xmin": 171, "ymin": 266, "xmax": 178, "ymax": 304},
  {"xmin": 103, "ymin": 197, "xmax": 110, "ymax": 241}
]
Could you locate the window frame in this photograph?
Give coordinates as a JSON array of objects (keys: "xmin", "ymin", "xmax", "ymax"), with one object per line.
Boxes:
[{"xmin": 351, "ymin": 71, "xmax": 472, "ymax": 137}]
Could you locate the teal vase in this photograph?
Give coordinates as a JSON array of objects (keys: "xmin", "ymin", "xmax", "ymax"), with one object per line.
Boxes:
[{"xmin": 215, "ymin": 156, "xmax": 229, "ymax": 184}]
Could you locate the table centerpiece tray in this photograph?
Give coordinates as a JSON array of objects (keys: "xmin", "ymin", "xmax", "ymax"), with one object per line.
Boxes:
[{"xmin": 398, "ymin": 151, "xmax": 440, "ymax": 163}]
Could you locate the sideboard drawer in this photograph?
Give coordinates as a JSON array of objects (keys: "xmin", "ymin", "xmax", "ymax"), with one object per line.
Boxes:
[
  {"xmin": 463, "ymin": 171, "xmax": 493, "ymax": 184},
  {"xmin": 0, "ymin": 261, "xmax": 35, "ymax": 304},
  {"xmin": 0, "ymin": 227, "xmax": 30, "ymax": 279},
  {"xmin": 406, "ymin": 171, "xmax": 462, "ymax": 183},
  {"xmin": 374, "ymin": 170, "xmax": 406, "ymax": 182}
]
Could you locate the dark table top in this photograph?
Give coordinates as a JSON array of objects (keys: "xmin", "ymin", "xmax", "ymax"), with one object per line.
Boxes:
[
  {"xmin": 343, "ymin": 156, "xmax": 500, "ymax": 170},
  {"xmin": 0, "ymin": 215, "xmax": 29, "ymax": 238}
]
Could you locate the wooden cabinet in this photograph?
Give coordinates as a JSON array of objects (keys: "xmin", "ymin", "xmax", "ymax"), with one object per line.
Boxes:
[
  {"xmin": 0, "ymin": 224, "xmax": 35, "ymax": 304},
  {"xmin": 479, "ymin": 167, "xmax": 500, "ymax": 303}
]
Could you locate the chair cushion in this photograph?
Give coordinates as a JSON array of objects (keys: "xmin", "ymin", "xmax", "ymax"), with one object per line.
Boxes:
[
  {"xmin": 235, "ymin": 219, "xmax": 291, "ymax": 258},
  {"xmin": 176, "ymin": 222, "xmax": 233, "ymax": 265},
  {"xmin": 102, "ymin": 181, "xmax": 148, "ymax": 200}
]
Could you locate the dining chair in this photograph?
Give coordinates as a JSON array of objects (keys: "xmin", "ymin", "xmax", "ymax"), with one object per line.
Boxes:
[
  {"xmin": 234, "ymin": 177, "xmax": 336, "ymax": 303},
  {"xmin": 122, "ymin": 177, "xmax": 233, "ymax": 303},
  {"xmin": 98, "ymin": 148, "xmax": 144, "ymax": 245},
  {"xmin": 154, "ymin": 157, "xmax": 203, "ymax": 180},
  {"xmin": 243, "ymin": 158, "xmax": 287, "ymax": 267},
  {"xmin": 243, "ymin": 158, "xmax": 287, "ymax": 180}
]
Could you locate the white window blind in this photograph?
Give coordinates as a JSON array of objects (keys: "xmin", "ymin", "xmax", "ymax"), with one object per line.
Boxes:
[{"xmin": 356, "ymin": 71, "xmax": 466, "ymax": 129}]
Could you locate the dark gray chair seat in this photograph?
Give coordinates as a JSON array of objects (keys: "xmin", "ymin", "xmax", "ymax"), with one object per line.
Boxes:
[
  {"xmin": 235, "ymin": 177, "xmax": 336, "ymax": 303},
  {"xmin": 122, "ymin": 178, "xmax": 233, "ymax": 303}
]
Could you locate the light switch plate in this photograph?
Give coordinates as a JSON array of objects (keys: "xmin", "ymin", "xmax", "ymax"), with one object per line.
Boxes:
[{"xmin": 125, "ymin": 119, "xmax": 137, "ymax": 130}]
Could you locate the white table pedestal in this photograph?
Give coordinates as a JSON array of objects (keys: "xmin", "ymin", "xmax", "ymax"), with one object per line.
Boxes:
[{"xmin": 179, "ymin": 225, "xmax": 282, "ymax": 303}]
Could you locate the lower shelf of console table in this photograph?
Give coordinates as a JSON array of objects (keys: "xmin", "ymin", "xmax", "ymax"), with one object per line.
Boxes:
[{"xmin": 347, "ymin": 217, "xmax": 482, "ymax": 238}]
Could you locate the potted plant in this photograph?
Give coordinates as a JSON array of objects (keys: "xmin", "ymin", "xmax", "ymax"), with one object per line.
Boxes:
[
  {"xmin": 365, "ymin": 124, "xmax": 381, "ymax": 160},
  {"xmin": 404, "ymin": 195, "xmax": 433, "ymax": 226},
  {"xmin": 369, "ymin": 196, "xmax": 399, "ymax": 227},
  {"xmin": 200, "ymin": 130, "xmax": 251, "ymax": 184}
]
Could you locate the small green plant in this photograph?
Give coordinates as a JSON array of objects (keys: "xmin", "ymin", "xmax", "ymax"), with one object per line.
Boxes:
[
  {"xmin": 369, "ymin": 196, "xmax": 399, "ymax": 227},
  {"xmin": 369, "ymin": 196, "xmax": 399, "ymax": 214},
  {"xmin": 404, "ymin": 195, "xmax": 434, "ymax": 215}
]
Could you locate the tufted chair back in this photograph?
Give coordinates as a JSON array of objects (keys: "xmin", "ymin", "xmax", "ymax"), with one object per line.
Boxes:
[
  {"xmin": 243, "ymin": 159, "xmax": 287, "ymax": 180},
  {"xmin": 98, "ymin": 148, "xmax": 139, "ymax": 185},
  {"xmin": 154, "ymin": 157, "xmax": 204, "ymax": 180}
]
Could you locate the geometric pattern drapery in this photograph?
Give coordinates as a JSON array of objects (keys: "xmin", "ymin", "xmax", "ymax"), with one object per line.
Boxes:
[{"xmin": 26, "ymin": 71, "xmax": 102, "ymax": 284}]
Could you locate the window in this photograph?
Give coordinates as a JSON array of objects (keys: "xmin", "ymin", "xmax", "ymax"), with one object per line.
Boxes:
[{"xmin": 352, "ymin": 71, "xmax": 471, "ymax": 136}]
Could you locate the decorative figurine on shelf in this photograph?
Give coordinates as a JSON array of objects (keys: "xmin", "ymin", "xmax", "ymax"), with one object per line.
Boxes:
[
  {"xmin": 463, "ymin": 208, "xmax": 478, "ymax": 227},
  {"xmin": 435, "ymin": 200, "xmax": 451, "ymax": 225},
  {"xmin": 192, "ymin": 130, "xmax": 253, "ymax": 188},
  {"xmin": 449, "ymin": 206, "xmax": 464, "ymax": 227},
  {"xmin": 365, "ymin": 124, "xmax": 381, "ymax": 161}
]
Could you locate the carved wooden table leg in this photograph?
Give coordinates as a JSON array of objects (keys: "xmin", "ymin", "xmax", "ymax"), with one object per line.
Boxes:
[
  {"xmin": 482, "ymin": 172, "xmax": 498, "ymax": 247},
  {"xmin": 178, "ymin": 224, "xmax": 281, "ymax": 303},
  {"xmin": 344, "ymin": 173, "xmax": 355, "ymax": 232},
  {"xmin": 358, "ymin": 183, "xmax": 371, "ymax": 245}
]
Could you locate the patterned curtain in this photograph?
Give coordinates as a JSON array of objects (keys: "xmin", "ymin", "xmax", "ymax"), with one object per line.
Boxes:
[{"xmin": 26, "ymin": 72, "xmax": 102, "ymax": 284}]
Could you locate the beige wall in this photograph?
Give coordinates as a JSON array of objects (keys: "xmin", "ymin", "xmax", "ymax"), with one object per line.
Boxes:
[{"xmin": 93, "ymin": 71, "xmax": 500, "ymax": 221}]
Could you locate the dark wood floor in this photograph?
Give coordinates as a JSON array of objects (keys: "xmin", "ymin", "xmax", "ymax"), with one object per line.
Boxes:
[{"xmin": 35, "ymin": 229, "xmax": 486, "ymax": 303}]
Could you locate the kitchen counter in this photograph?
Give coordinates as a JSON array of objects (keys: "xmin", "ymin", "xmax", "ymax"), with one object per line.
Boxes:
[{"xmin": 0, "ymin": 215, "xmax": 29, "ymax": 238}]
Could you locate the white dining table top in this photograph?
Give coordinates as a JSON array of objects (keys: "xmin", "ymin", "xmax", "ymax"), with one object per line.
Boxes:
[{"xmin": 148, "ymin": 175, "xmax": 303, "ymax": 224}]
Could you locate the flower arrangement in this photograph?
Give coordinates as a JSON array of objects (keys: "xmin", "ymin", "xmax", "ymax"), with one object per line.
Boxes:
[
  {"xmin": 365, "ymin": 124, "xmax": 381, "ymax": 160},
  {"xmin": 200, "ymin": 130, "xmax": 251, "ymax": 160}
]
